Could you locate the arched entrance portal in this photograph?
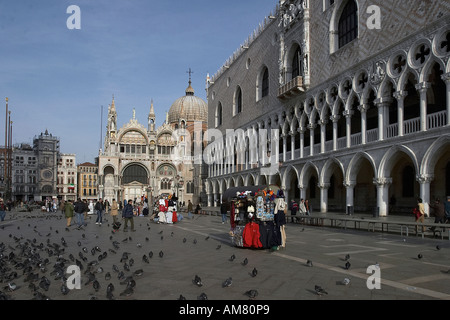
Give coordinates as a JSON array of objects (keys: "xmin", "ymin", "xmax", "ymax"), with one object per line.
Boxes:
[
  {"xmin": 103, "ymin": 166, "xmax": 115, "ymax": 203},
  {"xmin": 122, "ymin": 164, "xmax": 149, "ymax": 203}
]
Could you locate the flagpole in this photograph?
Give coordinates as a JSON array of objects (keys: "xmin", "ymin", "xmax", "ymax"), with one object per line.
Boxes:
[{"xmin": 4, "ymin": 98, "xmax": 8, "ymax": 194}]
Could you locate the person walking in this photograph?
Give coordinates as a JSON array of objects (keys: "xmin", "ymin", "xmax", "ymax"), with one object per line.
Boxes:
[
  {"xmin": 94, "ymin": 198, "xmax": 104, "ymax": 225},
  {"xmin": 142, "ymin": 199, "xmax": 149, "ymax": 216},
  {"xmin": 122, "ymin": 199, "xmax": 135, "ymax": 232},
  {"xmin": 220, "ymin": 200, "xmax": 228, "ymax": 224},
  {"xmin": 104, "ymin": 199, "xmax": 110, "ymax": 215},
  {"xmin": 0, "ymin": 198, "xmax": 6, "ymax": 221},
  {"xmin": 59, "ymin": 200, "xmax": 65, "ymax": 215},
  {"xmin": 195, "ymin": 203, "xmax": 202, "ymax": 215},
  {"xmin": 305, "ymin": 199, "xmax": 311, "ymax": 216},
  {"xmin": 187, "ymin": 200, "xmax": 193, "ymax": 219},
  {"xmin": 416, "ymin": 198, "xmax": 426, "ymax": 232},
  {"xmin": 445, "ymin": 196, "xmax": 450, "ymax": 223},
  {"xmin": 429, "ymin": 198, "xmax": 445, "ymax": 231},
  {"xmin": 299, "ymin": 199, "xmax": 307, "ymax": 215},
  {"xmin": 289, "ymin": 199, "xmax": 298, "ymax": 223},
  {"xmin": 73, "ymin": 198, "xmax": 85, "ymax": 230},
  {"xmin": 274, "ymin": 196, "xmax": 287, "ymax": 249},
  {"xmin": 82, "ymin": 199, "xmax": 89, "ymax": 221},
  {"xmin": 64, "ymin": 200, "xmax": 74, "ymax": 228},
  {"xmin": 110, "ymin": 198, "xmax": 119, "ymax": 224}
]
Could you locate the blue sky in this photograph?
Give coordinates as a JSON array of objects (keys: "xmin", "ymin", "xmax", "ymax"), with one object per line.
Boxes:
[{"xmin": 0, "ymin": 0, "xmax": 276, "ymax": 163}]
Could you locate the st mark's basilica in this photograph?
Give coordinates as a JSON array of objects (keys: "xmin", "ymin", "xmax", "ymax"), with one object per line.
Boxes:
[{"xmin": 97, "ymin": 78, "xmax": 208, "ymax": 206}]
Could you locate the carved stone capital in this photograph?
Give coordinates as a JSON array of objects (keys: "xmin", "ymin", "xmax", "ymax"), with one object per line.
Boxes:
[
  {"xmin": 416, "ymin": 174, "xmax": 434, "ymax": 184},
  {"xmin": 373, "ymin": 177, "xmax": 393, "ymax": 186},
  {"xmin": 330, "ymin": 115, "xmax": 340, "ymax": 123},
  {"xmin": 343, "ymin": 110, "xmax": 353, "ymax": 118},
  {"xmin": 318, "ymin": 182, "xmax": 331, "ymax": 189},
  {"xmin": 358, "ymin": 104, "xmax": 369, "ymax": 113},
  {"xmin": 415, "ymin": 82, "xmax": 431, "ymax": 93},
  {"xmin": 343, "ymin": 180, "xmax": 356, "ymax": 188},
  {"xmin": 441, "ymin": 73, "xmax": 450, "ymax": 83},
  {"xmin": 393, "ymin": 90, "xmax": 408, "ymax": 101}
]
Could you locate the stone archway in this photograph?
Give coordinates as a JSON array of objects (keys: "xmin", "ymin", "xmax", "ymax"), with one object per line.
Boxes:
[
  {"xmin": 103, "ymin": 166, "xmax": 115, "ymax": 203},
  {"xmin": 122, "ymin": 163, "xmax": 149, "ymax": 203}
]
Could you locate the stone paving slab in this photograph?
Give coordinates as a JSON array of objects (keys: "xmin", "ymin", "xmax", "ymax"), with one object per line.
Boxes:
[{"xmin": 0, "ymin": 209, "xmax": 449, "ymax": 302}]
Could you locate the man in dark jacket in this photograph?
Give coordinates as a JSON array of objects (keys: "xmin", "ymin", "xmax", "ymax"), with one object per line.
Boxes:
[
  {"xmin": 74, "ymin": 198, "xmax": 85, "ymax": 229},
  {"xmin": 94, "ymin": 198, "xmax": 104, "ymax": 225},
  {"xmin": 122, "ymin": 199, "xmax": 135, "ymax": 232}
]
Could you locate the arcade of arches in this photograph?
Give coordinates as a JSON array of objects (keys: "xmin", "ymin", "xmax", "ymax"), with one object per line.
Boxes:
[{"xmin": 206, "ymin": 137, "xmax": 450, "ymax": 216}]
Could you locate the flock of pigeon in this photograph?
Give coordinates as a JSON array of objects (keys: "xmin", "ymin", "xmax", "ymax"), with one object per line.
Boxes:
[
  {"xmin": 0, "ymin": 212, "xmax": 267, "ymax": 300},
  {"xmin": 1, "ymin": 211, "xmax": 447, "ymax": 300}
]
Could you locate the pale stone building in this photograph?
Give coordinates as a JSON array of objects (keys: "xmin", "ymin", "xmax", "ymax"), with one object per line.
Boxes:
[
  {"xmin": 97, "ymin": 80, "xmax": 208, "ymax": 206},
  {"xmin": 205, "ymin": 0, "xmax": 450, "ymax": 216},
  {"xmin": 57, "ymin": 154, "xmax": 77, "ymax": 201},
  {"xmin": 77, "ymin": 162, "xmax": 98, "ymax": 201}
]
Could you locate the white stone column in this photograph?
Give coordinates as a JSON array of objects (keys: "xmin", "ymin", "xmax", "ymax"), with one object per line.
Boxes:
[
  {"xmin": 284, "ymin": 186, "xmax": 290, "ymax": 205},
  {"xmin": 373, "ymin": 177, "xmax": 392, "ymax": 217},
  {"xmin": 214, "ymin": 193, "xmax": 219, "ymax": 207},
  {"xmin": 207, "ymin": 193, "xmax": 213, "ymax": 207},
  {"xmin": 282, "ymin": 134, "xmax": 287, "ymax": 162},
  {"xmin": 358, "ymin": 104, "xmax": 368, "ymax": 144},
  {"xmin": 375, "ymin": 98, "xmax": 391, "ymax": 141},
  {"xmin": 320, "ymin": 120, "xmax": 327, "ymax": 153},
  {"xmin": 418, "ymin": 174, "xmax": 434, "ymax": 217},
  {"xmin": 319, "ymin": 182, "xmax": 330, "ymax": 213},
  {"xmin": 344, "ymin": 110, "xmax": 353, "ymax": 148},
  {"xmin": 415, "ymin": 82, "xmax": 430, "ymax": 132},
  {"xmin": 441, "ymin": 73, "xmax": 450, "ymax": 126},
  {"xmin": 299, "ymin": 128, "xmax": 305, "ymax": 158},
  {"xmin": 344, "ymin": 180, "xmax": 356, "ymax": 211},
  {"xmin": 290, "ymin": 132, "xmax": 295, "ymax": 161},
  {"xmin": 393, "ymin": 90, "xmax": 407, "ymax": 136},
  {"xmin": 309, "ymin": 123, "xmax": 316, "ymax": 156},
  {"xmin": 299, "ymin": 184, "xmax": 306, "ymax": 201},
  {"xmin": 331, "ymin": 115, "xmax": 339, "ymax": 151}
]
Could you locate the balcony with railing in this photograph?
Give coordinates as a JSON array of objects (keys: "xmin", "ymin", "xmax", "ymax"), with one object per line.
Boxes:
[{"xmin": 278, "ymin": 76, "xmax": 305, "ymax": 100}]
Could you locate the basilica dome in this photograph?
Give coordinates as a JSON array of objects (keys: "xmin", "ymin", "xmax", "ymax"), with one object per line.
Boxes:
[{"xmin": 168, "ymin": 81, "xmax": 208, "ymax": 124}]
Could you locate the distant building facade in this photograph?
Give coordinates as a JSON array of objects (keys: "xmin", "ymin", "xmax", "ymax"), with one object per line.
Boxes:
[
  {"xmin": 57, "ymin": 154, "xmax": 77, "ymax": 201},
  {"xmin": 8, "ymin": 130, "xmax": 60, "ymax": 202},
  {"xmin": 11, "ymin": 144, "xmax": 37, "ymax": 202},
  {"xmin": 205, "ymin": 0, "xmax": 450, "ymax": 216},
  {"xmin": 77, "ymin": 162, "xmax": 98, "ymax": 201}
]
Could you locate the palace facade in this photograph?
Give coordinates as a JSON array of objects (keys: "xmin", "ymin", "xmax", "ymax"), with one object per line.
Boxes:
[{"xmin": 205, "ymin": 0, "xmax": 450, "ymax": 216}]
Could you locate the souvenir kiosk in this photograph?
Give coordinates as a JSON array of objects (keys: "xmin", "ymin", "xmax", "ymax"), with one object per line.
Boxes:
[
  {"xmin": 224, "ymin": 185, "xmax": 286, "ymax": 250},
  {"xmin": 156, "ymin": 194, "xmax": 178, "ymax": 224}
]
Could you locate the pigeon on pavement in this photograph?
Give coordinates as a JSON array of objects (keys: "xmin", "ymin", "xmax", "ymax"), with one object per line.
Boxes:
[
  {"xmin": 315, "ymin": 285, "xmax": 328, "ymax": 295},
  {"xmin": 193, "ymin": 275, "xmax": 203, "ymax": 287},
  {"xmin": 244, "ymin": 289, "xmax": 258, "ymax": 299},
  {"xmin": 222, "ymin": 277, "xmax": 233, "ymax": 288}
]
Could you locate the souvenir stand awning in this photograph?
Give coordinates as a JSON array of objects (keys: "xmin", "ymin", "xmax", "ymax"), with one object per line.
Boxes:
[{"xmin": 225, "ymin": 185, "xmax": 284, "ymax": 250}]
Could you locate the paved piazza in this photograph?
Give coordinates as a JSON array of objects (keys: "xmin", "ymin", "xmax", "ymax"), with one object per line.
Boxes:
[{"xmin": 0, "ymin": 210, "xmax": 449, "ymax": 301}]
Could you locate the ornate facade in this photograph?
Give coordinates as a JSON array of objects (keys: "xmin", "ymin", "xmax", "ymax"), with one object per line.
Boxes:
[
  {"xmin": 206, "ymin": 0, "xmax": 450, "ymax": 216},
  {"xmin": 98, "ymin": 80, "xmax": 208, "ymax": 206}
]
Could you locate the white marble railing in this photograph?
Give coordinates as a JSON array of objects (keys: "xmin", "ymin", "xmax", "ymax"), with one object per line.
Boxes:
[{"xmin": 208, "ymin": 113, "xmax": 448, "ymax": 177}]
